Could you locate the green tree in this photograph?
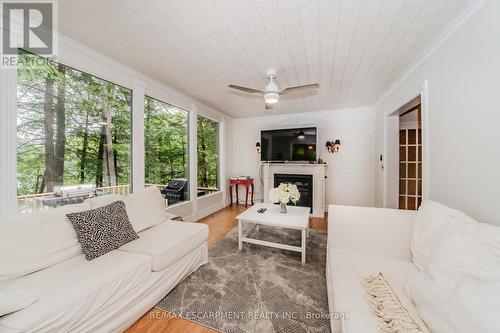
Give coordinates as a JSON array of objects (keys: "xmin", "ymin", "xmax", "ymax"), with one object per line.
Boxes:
[
  {"xmin": 16, "ymin": 52, "xmax": 132, "ymax": 196},
  {"xmin": 197, "ymin": 116, "xmax": 219, "ymax": 190},
  {"xmin": 16, "ymin": 51, "xmax": 219, "ymax": 203},
  {"xmin": 144, "ymin": 97, "xmax": 189, "ymax": 186}
]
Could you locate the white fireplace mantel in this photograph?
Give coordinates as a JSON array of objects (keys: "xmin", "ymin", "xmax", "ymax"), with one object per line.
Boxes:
[{"xmin": 262, "ymin": 163, "xmax": 327, "ymax": 218}]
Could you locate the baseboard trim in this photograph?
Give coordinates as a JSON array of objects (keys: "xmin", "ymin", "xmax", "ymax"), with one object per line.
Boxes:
[{"xmin": 196, "ymin": 201, "xmax": 227, "ymax": 221}]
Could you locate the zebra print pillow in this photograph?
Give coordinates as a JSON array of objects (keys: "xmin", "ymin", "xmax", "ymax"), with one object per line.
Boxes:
[{"xmin": 66, "ymin": 200, "xmax": 139, "ymax": 261}]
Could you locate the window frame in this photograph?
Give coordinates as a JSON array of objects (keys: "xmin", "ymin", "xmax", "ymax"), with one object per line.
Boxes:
[
  {"xmin": 144, "ymin": 94, "xmax": 190, "ymax": 206},
  {"xmin": 196, "ymin": 114, "xmax": 221, "ymax": 197},
  {"xmin": 2, "ymin": 46, "xmax": 228, "ymax": 217},
  {"xmin": 15, "ymin": 50, "xmax": 134, "ymax": 211}
]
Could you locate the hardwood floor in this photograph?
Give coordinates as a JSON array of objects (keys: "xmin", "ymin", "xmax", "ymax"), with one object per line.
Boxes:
[
  {"xmin": 201, "ymin": 204, "xmax": 247, "ymax": 247},
  {"xmin": 126, "ymin": 204, "xmax": 327, "ymax": 333},
  {"xmin": 127, "ymin": 308, "xmax": 218, "ymax": 333}
]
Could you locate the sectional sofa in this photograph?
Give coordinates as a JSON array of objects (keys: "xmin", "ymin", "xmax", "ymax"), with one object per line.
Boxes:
[
  {"xmin": 0, "ymin": 188, "xmax": 208, "ymax": 333},
  {"xmin": 327, "ymin": 201, "xmax": 500, "ymax": 333}
]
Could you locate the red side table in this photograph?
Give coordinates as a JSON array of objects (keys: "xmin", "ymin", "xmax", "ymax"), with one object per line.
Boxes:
[{"xmin": 229, "ymin": 178, "xmax": 254, "ymax": 208}]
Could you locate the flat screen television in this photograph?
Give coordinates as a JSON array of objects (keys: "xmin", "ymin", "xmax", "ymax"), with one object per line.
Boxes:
[{"xmin": 261, "ymin": 127, "xmax": 317, "ymax": 162}]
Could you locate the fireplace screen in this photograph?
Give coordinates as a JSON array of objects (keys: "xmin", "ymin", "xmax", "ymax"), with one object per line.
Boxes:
[{"xmin": 274, "ymin": 174, "xmax": 313, "ymax": 212}]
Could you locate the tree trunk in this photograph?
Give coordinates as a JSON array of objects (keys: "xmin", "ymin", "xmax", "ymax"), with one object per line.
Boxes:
[
  {"xmin": 101, "ymin": 127, "xmax": 110, "ymax": 186},
  {"xmin": 96, "ymin": 130, "xmax": 105, "ymax": 187},
  {"xmin": 169, "ymin": 159, "xmax": 174, "ymax": 180},
  {"xmin": 112, "ymin": 132, "xmax": 118, "ymax": 182},
  {"xmin": 80, "ymin": 111, "xmax": 89, "ymax": 183},
  {"xmin": 42, "ymin": 77, "xmax": 55, "ymax": 193},
  {"xmin": 102, "ymin": 84, "xmax": 117, "ymax": 186},
  {"xmin": 39, "ymin": 177, "xmax": 46, "ymax": 194},
  {"xmin": 182, "ymin": 141, "xmax": 186, "ymax": 178},
  {"xmin": 198, "ymin": 120, "xmax": 209, "ymax": 188},
  {"xmin": 157, "ymin": 145, "xmax": 163, "ymax": 182},
  {"xmin": 34, "ymin": 170, "xmax": 41, "ymax": 194},
  {"xmin": 54, "ymin": 64, "xmax": 66, "ymax": 187}
]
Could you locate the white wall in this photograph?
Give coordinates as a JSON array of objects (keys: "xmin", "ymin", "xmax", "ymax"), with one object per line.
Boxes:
[
  {"xmin": 374, "ymin": 1, "xmax": 500, "ymax": 225},
  {"xmin": 232, "ymin": 108, "xmax": 376, "ymax": 208}
]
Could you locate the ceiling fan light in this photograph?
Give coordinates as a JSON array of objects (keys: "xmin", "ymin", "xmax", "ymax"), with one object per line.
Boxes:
[
  {"xmin": 264, "ymin": 92, "xmax": 279, "ymax": 104},
  {"xmin": 297, "ymin": 129, "xmax": 305, "ymax": 139}
]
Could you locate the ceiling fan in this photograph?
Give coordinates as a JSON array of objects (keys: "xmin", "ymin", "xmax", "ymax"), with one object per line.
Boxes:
[{"xmin": 228, "ymin": 69, "xmax": 319, "ymax": 110}]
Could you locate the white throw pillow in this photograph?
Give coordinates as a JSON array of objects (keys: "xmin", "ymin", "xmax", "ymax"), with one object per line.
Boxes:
[
  {"xmin": 411, "ymin": 201, "xmax": 477, "ymax": 270},
  {"xmin": 122, "ymin": 187, "xmax": 167, "ymax": 232},
  {"xmin": 85, "ymin": 189, "xmax": 167, "ymax": 232},
  {"xmin": 406, "ymin": 221, "xmax": 500, "ymax": 333},
  {"xmin": 0, "ymin": 203, "xmax": 89, "ymax": 283},
  {"xmin": 0, "ymin": 289, "xmax": 39, "ymax": 316},
  {"xmin": 84, "ymin": 194, "xmax": 124, "ymax": 209}
]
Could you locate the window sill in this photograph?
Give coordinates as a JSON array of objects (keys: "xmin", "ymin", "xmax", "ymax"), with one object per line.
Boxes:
[
  {"xmin": 197, "ymin": 190, "xmax": 222, "ymax": 199},
  {"xmin": 166, "ymin": 200, "xmax": 192, "ymax": 210}
]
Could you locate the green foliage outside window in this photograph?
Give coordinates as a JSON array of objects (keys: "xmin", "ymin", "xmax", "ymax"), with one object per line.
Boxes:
[
  {"xmin": 16, "ymin": 52, "xmax": 131, "ymax": 196},
  {"xmin": 144, "ymin": 96, "xmax": 189, "ymax": 188},
  {"xmin": 16, "ymin": 52, "xmax": 220, "ymax": 204},
  {"xmin": 197, "ymin": 116, "xmax": 219, "ymax": 194}
]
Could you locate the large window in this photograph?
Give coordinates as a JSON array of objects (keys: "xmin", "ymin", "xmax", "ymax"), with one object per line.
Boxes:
[
  {"xmin": 16, "ymin": 52, "xmax": 132, "ymax": 211},
  {"xmin": 144, "ymin": 96, "xmax": 189, "ymax": 203},
  {"xmin": 197, "ymin": 115, "xmax": 219, "ymax": 197}
]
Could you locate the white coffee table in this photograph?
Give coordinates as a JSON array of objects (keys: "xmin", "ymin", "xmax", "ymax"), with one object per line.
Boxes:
[{"xmin": 236, "ymin": 203, "xmax": 310, "ymax": 263}]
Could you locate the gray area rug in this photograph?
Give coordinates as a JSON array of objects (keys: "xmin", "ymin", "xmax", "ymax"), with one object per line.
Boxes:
[{"xmin": 156, "ymin": 225, "xmax": 331, "ymax": 333}]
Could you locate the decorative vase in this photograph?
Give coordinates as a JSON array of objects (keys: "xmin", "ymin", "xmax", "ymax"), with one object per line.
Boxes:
[{"xmin": 280, "ymin": 202, "xmax": 287, "ymax": 213}]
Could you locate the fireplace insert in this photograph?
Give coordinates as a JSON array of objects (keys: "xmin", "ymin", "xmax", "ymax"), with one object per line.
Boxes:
[{"xmin": 274, "ymin": 174, "xmax": 313, "ymax": 212}]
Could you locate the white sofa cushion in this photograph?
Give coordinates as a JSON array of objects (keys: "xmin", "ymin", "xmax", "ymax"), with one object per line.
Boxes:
[
  {"xmin": 84, "ymin": 194, "xmax": 124, "ymax": 209},
  {"xmin": 119, "ymin": 220, "xmax": 209, "ymax": 271},
  {"xmin": 0, "ymin": 251, "xmax": 151, "ymax": 333},
  {"xmin": 329, "ymin": 205, "xmax": 416, "ymax": 261},
  {"xmin": 0, "ymin": 203, "xmax": 90, "ymax": 283},
  {"xmin": 330, "ymin": 248, "xmax": 419, "ymax": 333},
  {"xmin": 122, "ymin": 187, "xmax": 167, "ymax": 232},
  {"xmin": 85, "ymin": 188, "xmax": 167, "ymax": 232},
  {"xmin": 411, "ymin": 201, "xmax": 477, "ymax": 270},
  {"xmin": 407, "ymin": 221, "xmax": 500, "ymax": 333},
  {"xmin": 0, "ymin": 290, "xmax": 39, "ymax": 316}
]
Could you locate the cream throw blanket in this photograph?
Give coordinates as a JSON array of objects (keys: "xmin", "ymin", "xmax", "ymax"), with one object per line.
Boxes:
[{"xmin": 361, "ymin": 273, "xmax": 429, "ymax": 333}]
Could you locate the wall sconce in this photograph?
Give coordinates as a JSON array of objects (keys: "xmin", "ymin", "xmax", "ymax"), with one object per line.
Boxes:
[
  {"xmin": 256, "ymin": 142, "xmax": 261, "ymax": 154},
  {"xmin": 326, "ymin": 139, "xmax": 341, "ymax": 153}
]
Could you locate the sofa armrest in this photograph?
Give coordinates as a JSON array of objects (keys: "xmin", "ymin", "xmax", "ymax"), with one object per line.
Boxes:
[{"xmin": 328, "ymin": 205, "xmax": 416, "ymax": 261}]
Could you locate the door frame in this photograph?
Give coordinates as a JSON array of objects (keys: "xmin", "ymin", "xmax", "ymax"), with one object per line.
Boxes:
[{"xmin": 383, "ymin": 80, "xmax": 430, "ymax": 208}]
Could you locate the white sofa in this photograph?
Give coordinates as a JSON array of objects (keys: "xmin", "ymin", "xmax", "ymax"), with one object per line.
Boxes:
[
  {"xmin": 0, "ymin": 188, "xmax": 208, "ymax": 333},
  {"xmin": 327, "ymin": 202, "xmax": 500, "ymax": 333},
  {"xmin": 327, "ymin": 205, "xmax": 417, "ymax": 333}
]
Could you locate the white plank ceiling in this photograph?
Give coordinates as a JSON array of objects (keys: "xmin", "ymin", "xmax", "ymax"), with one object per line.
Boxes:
[{"xmin": 59, "ymin": 0, "xmax": 470, "ymax": 118}]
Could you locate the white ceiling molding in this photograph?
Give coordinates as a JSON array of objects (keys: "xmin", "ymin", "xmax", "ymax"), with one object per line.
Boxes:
[
  {"xmin": 374, "ymin": 0, "xmax": 486, "ymax": 109},
  {"xmin": 59, "ymin": 0, "xmax": 478, "ymax": 118}
]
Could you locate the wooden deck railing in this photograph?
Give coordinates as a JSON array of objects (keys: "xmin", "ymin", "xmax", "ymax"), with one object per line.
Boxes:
[
  {"xmin": 16, "ymin": 184, "xmax": 218, "ymax": 212},
  {"xmin": 16, "ymin": 192, "xmax": 54, "ymax": 212}
]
